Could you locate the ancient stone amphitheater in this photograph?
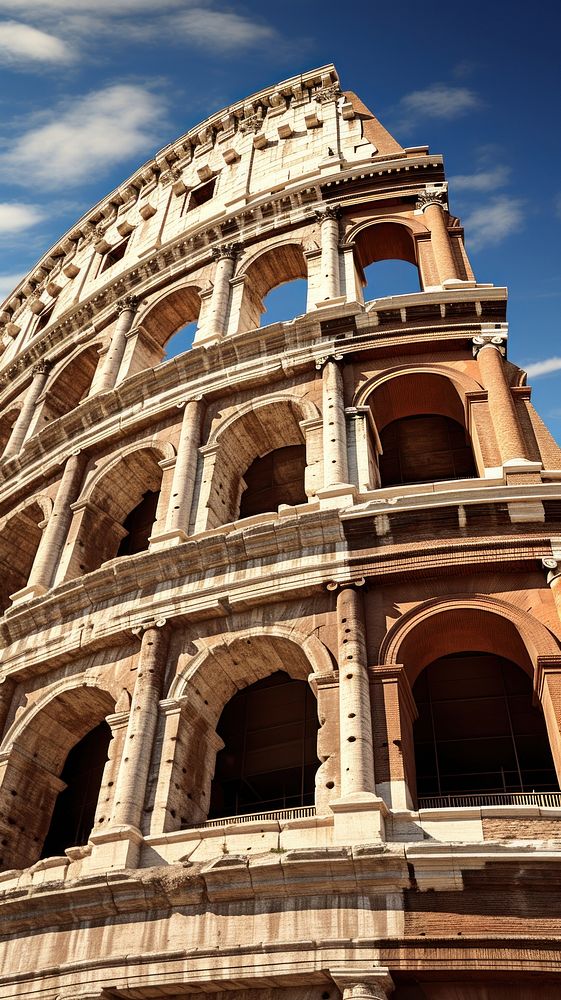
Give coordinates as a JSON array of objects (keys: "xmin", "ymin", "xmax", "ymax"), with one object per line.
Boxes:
[{"xmin": 1, "ymin": 64, "xmax": 561, "ymax": 1000}]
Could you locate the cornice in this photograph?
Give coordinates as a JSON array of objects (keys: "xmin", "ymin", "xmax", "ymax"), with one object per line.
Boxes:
[
  {"xmin": 0, "ymin": 294, "xmax": 509, "ymax": 505},
  {"xmin": 0, "ymin": 157, "xmax": 449, "ymax": 378},
  {"xmin": 0, "ymin": 506, "xmax": 556, "ymax": 680},
  {"xmin": 0, "ymin": 842, "xmax": 408, "ymax": 942}
]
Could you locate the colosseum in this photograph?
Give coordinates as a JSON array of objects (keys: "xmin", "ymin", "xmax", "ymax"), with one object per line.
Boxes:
[{"xmin": 0, "ymin": 63, "xmax": 561, "ymax": 999}]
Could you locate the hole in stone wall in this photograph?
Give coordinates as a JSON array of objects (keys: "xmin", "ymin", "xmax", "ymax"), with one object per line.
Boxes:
[{"xmin": 100, "ymin": 238, "xmax": 130, "ymax": 274}]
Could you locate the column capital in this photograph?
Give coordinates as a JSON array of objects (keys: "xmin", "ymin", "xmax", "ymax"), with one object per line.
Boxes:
[
  {"xmin": 416, "ymin": 186, "xmax": 448, "ymax": 212},
  {"xmin": 131, "ymin": 617, "xmax": 168, "ymax": 639},
  {"xmin": 314, "ymin": 204, "xmax": 341, "ymax": 222},
  {"xmin": 543, "ymin": 557, "xmax": 561, "ymax": 584},
  {"xmin": 330, "ymin": 970, "xmax": 394, "ymax": 1000},
  {"xmin": 31, "ymin": 358, "xmax": 52, "ymax": 377},
  {"xmin": 315, "ymin": 352, "xmax": 344, "ymax": 370},
  {"xmin": 212, "ymin": 242, "xmax": 242, "ymax": 261},
  {"xmin": 327, "ymin": 577, "xmax": 366, "ymax": 591},
  {"xmin": 116, "ymin": 294, "xmax": 138, "ymax": 315},
  {"xmin": 472, "ymin": 333, "xmax": 507, "ymax": 358}
]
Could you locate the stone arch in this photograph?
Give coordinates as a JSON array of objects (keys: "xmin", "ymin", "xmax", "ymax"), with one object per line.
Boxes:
[
  {"xmin": 354, "ymin": 364, "xmax": 484, "ymax": 417},
  {"xmin": 345, "ymin": 216, "xmax": 433, "ymax": 294},
  {"xmin": 31, "ymin": 341, "xmax": 102, "ymax": 430},
  {"xmin": 380, "ymin": 595, "xmax": 560, "ymax": 685},
  {"xmin": 66, "ymin": 440, "xmax": 175, "ymax": 578},
  {"xmin": 234, "ymin": 240, "xmax": 308, "ymax": 334},
  {"xmin": 0, "ymin": 679, "xmax": 116, "ymax": 870},
  {"xmin": 357, "ymin": 366, "xmax": 482, "ymax": 486},
  {"xmin": 377, "ymin": 596, "xmax": 561, "ymax": 806},
  {"xmin": 196, "ymin": 395, "xmax": 320, "ymax": 530},
  {"xmin": 170, "ymin": 625, "xmax": 334, "ymax": 701},
  {"xmin": 156, "ymin": 628, "xmax": 333, "ymax": 830},
  {"xmin": 137, "ymin": 282, "xmax": 202, "ymax": 355},
  {"xmin": 0, "ymin": 494, "xmax": 53, "ymax": 612}
]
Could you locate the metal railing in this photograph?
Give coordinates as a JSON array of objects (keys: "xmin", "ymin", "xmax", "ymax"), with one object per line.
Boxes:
[
  {"xmin": 185, "ymin": 805, "xmax": 317, "ymax": 830},
  {"xmin": 418, "ymin": 792, "xmax": 561, "ymax": 810}
]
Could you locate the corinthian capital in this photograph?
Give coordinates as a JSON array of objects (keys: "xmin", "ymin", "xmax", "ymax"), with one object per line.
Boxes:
[
  {"xmin": 416, "ymin": 188, "xmax": 448, "ymax": 212},
  {"xmin": 472, "ymin": 333, "xmax": 507, "ymax": 358},
  {"xmin": 32, "ymin": 359, "xmax": 52, "ymax": 376},
  {"xmin": 116, "ymin": 295, "xmax": 139, "ymax": 315},
  {"xmin": 212, "ymin": 242, "xmax": 242, "ymax": 261},
  {"xmin": 314, "ymin": 205, "xmax": 341, "ymax": 223}
]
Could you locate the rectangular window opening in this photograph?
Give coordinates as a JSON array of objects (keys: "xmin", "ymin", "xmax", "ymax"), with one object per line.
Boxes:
[
  {"xmin": 101, "ymin": 238, "xmax": 130, "ymax": 273},
  {"xmin": 187, "ymin": 178, "xmax": 216, "ymax": 211}
]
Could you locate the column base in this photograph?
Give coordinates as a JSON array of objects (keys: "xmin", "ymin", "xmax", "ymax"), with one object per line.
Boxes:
[
  {"xmin": 376, "ymin": 779, "xmax": 414, "ymax": 812},
  {"xmin": 8, "ymin": 582, "xmax": 48, "ymax": 606},
  {"xmin": 85, "ymin": 824, "xmax": 143, "ymax": 872},
  {"xmin": 148, "ymin": 528, "xmax": 189, "ymax": 551},
  {"xmin": 330, "ymin": 968, "xmax": 395, "ymax": 1000},
  {"xmin": 313, "ymin": 295, "xmax": 349, "ymax": 310},
  {"xmin": 503, "ymin": 458, "xmax": 543, "ymax": 473},
  {"xmin": 192, "ymin": 329, "xmax": 224, "ymax": 348},
  {"xmin": 316, "ymin": 483, "xmax": 357, "ymax": 509},
  {"xmin": 330, "ymin": 793, "xmax": 388, "ymax": 843}
]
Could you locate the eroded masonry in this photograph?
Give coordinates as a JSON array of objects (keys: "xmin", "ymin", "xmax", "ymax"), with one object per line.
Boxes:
[{"xmin": 1, "ymin": 65, "xmax": 561, "ymax": 1000}]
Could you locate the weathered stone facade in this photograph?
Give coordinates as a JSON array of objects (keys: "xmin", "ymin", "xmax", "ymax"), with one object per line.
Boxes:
[{"xmin": 0, "ymin": 64, "xmax": 561, "ymax": 998}]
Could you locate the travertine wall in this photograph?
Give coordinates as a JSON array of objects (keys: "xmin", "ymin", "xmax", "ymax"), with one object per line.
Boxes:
[{"xmin": 0, "ymin": 64, "xmax": 561, "ymax": 1000}]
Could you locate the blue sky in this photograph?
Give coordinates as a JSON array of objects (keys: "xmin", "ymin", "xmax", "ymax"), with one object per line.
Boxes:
[{"xmin": 0, "ymin": 0, "xmax": 560, "ymax": 437}]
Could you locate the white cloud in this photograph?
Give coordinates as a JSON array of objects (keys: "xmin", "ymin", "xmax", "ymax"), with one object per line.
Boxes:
[
  {"xmin": 0, "ymin": 0, "xmax": 181, "ymax": 10},
  {"xmin": 0, "ymin": 19, "xmax": 71, "ymax": 63},
  {"xmin": 525, "ymin": 357, "xmax": 561, "ymax": 378},
  {"xmin": 176, "ymin": 9, "xmax": 276, "ymax": 50},
  {"xmin": 0, "ymin": 84, "xmax": 166, "ymax": 188},
  {"xmin": 396, "ymin": 84, "xmax": 480, "ymax": 127},
  {"xmin": 0, "ymin": 272, "xmax": 24, "ymax": 299},
  {"xmin": 450, "ymin": 165, "xmax": 511, "ymax": 193},
  {"xmin": 0, "ymin": 202, "xmax": 45, "ymax": 232},
  {"xmin": 463, "ymin": 196, "xmax": 524, "ymax": 251}
]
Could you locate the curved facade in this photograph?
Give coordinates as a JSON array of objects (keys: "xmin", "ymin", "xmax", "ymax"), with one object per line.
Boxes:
[{"xmin": 1, "ymin": 65, "xmax": 561, "ymax": 999}]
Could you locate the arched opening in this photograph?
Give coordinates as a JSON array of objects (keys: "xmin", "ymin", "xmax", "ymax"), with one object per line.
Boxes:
[
  {"xmin": 140, "ymin": 286, "xmax": 201, "ymax": 366},
  {"xmin": 413, "ymin": 652, "xmax": 558, "ymax": 799},
  {"xmin": 0, "ymin": 685, "xmax": 115, "ymax": 870},
  {"xmin": 164, "ymin": 321, "xmax": 198, "ymax": 360},
  {"xmin": 239, "ymin": 444, "xmax": 307, "ymax": 518},
  {"xmin": 209, "ymin": 671, "xmax": 319, "ymax": 819},
  {"xmin": 238, "ymin": 245, "xmax": 308, "ymax": 333},
  {"xmin": 74, "ymin": 448, "xmax": 164, "ymax": 576},
  {"xmin": 379, "ymin": 413, "xmax": 476, "ymax": 486},
  {"xmin": 367, "ymin": 371, "xmax": 478, "ymax": 488},
  {"xmin": 260, "ymin": 278, "xmax": 307, "ymax": 327},
  {"xmin": 354, "ymin": 222, "xmax": 420, "ymax": 301},
  {"xmin": 36, "ymin": 345, "xmax": 100, "ymax": 425},
  {"xmin": 363, "ymin": 259, "xmax": 421, "ymax": 299},
  {"xmin": 201, "ymin": 399, "xmax": 311, "ymax": 530},
  {"xmin": 117, "ymin": 489, "xmax": 160, "ymax": 557},
  {"xmin": 0, "ymin": 501, "xmax": 44, "ymax": 612},
  {"xmin": 41, "ymin": 720, "xmax": 112, "ymax": 858}
]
